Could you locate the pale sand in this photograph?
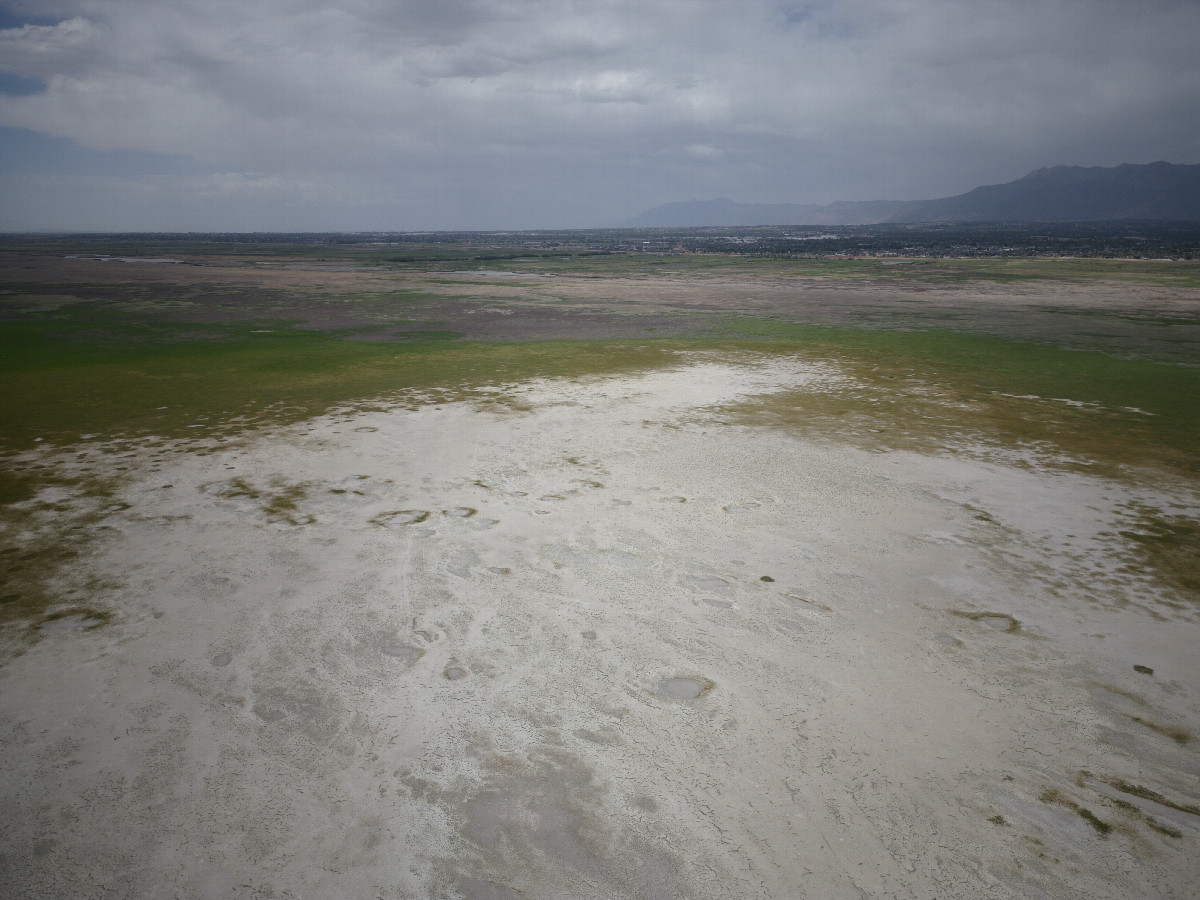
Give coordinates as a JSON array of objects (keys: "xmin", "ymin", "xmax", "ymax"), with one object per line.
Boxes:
[{"xmin": 3, "ymin": 352, "xmax": 1199, "ymax": 898}]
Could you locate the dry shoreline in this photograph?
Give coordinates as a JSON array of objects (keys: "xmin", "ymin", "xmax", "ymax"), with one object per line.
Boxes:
[{"xmin": 2, "ymin": 353, "xmax": 1198, "ymax": 897}]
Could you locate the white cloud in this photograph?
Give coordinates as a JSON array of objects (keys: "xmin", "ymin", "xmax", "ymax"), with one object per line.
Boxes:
[
  {"xmin": 683, "ymin": 144, "xmax": 725, "ymax": 161},
  {"xmin": 0, "ymin": 16, "xmax": 97, "ymax": 73}
]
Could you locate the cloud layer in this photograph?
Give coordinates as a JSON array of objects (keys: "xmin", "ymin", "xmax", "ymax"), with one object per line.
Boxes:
[{"xmin": 2, "ymin": 0, "xmax": 1198, "ymax": 229}]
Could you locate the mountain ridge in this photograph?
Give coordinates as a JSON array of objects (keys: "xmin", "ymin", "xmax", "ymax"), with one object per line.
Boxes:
[{"xmin": 627, "ymin": 162, "xmax": 1200, "ymax": 227}]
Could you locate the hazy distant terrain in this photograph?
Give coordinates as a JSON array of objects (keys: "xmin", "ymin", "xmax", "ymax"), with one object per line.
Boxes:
[
  {"xmin": 630, "ymin": 161, "xmax": 1200, "ymax": 227},
  {"xmin": 624, "ymin": 197, "xmax": 913, "ymax": 227}
]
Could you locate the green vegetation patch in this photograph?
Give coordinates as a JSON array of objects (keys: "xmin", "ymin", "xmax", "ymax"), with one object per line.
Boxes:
[
  {"xmin": 1101, "ymin": 778, "xmax": 1200, "ymax": 819},
  {"xmin": 1039, "ymin": 788, "xmax": 1113, "ymax": 836},
  {"xmin": 0, "ymin": 462, "xmax": 124, "ymax": 630},
  {"xmin": 261, "ymin": 481, "xmax": 315, "ymax": 527},
  {"xmin": 949, "ymin": 610, "xmax": 1021, "ymax": 633},
  {"xmin": 1125, "ymin": 715, "xmax": 1193, "ymax": 745},
  {"xmin": 711, "ymin": 324, "xmax": 1200, "ymax": 478},
  {"xmin": 0, "ymin": 312, "xmax": 696, "ymax": 449},
  {"xmin": 1118, "ymin": 512, "xmax": 1200, "ymax": 602}
]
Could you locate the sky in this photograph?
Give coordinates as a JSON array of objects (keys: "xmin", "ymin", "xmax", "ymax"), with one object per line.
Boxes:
[{"xmin": 1, "ymin": 0, "xmax": 1198, "ymax": 232}]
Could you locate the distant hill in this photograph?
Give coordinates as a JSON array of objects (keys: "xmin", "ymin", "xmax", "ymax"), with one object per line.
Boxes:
[
  {"xmin": 890, "ymin": 162, "xmax": 1200, "ymax": 223},
  {"xmin": 628, "ymin": 162, "xmax": 1200, "ymax": 226}
]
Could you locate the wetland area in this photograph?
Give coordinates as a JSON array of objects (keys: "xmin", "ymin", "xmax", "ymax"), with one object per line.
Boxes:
[{"xmin": 2, "ymin": 235, "xmax": 1200, "ymax": 898}]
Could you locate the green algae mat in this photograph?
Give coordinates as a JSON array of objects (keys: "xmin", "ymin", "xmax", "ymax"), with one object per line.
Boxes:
[{"xmin": 2, "ymin": 245, "xmax": 1199, "ymax": 472}]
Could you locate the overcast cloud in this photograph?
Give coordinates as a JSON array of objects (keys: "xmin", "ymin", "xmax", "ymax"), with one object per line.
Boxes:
[{"xmin": 1, "ymin": 0, "xmax": 1198, "ymax": 230}]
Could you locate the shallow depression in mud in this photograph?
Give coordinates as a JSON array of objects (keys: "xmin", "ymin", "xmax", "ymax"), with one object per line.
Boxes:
[
  {"xmin": 382, "ymin": 644, "xmax": 424, "ymax": 662},
  {"xmin": 374, "ymin": 509, "xmax": 430, "ymax": 526},
  {"xmin": 657, "ymin": 677, "xmax": 715, "ymax": 700}
]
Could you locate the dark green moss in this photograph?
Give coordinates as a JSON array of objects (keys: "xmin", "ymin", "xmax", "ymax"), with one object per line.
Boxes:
[
  {"xmin": 37, "ymin": 606, "xmax": 113, "ymax": 631},
  {"xmin": 1119, "ymin": 513, "xmax": 1200, "ymax": 601},
  {"xmin": 1039, "ymin": 789, "xmax": 1112, "ymax": 836},
  {"xmin": 1125, "ymin": 715, "xmax": 1193, "ymax": 745},
  {"xmin": 950, "ymin": 610, "xmax": 1021, "ymax": 633},
  {"xmin": 1103, "ymin": 779, "xmax": 1200, "ymax": 817},
  {"xmin": 1076, "ymin": 808, "xmax": 1113, "ymax": 835},
  {"xmin": 1147, "ymin": 820, "xmax": 1183, "ymax": 839},
  {"xmin": 262, "ymin": 483, "xmax": 313, "ymax": 526},
  {"xmin": 0, "ymin": 467, "xmax": 123, "ymax": 628}
]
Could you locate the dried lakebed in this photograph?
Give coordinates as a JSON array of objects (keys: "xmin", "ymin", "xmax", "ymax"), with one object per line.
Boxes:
[{"xmin": 2, "ymin": 353, "xmax": 1199, "ymax": 898}]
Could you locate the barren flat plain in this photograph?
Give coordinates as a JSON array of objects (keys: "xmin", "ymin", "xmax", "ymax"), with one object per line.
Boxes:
[{"xmin": 2, "ymin": 242, "xmax": 1200, "ymax": 898}]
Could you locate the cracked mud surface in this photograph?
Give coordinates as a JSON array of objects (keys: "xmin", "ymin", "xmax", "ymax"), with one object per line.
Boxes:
[{"xmin": 2, "ymin": 356, "xmax": 1199, "ymax": 898}]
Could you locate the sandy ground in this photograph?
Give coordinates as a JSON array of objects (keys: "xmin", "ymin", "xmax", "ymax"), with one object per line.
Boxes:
[{"xmin": 2, "ymin": 352, "xmax": 1199, "ymax": 898}]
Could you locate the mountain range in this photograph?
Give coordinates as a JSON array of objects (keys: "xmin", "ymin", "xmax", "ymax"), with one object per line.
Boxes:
[{"xmin": 626, "ymin": 162, "xmax": 1200, "ymax": 227}]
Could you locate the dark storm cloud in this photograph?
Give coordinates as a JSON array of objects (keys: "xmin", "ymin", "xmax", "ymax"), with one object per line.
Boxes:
[{"xmin": 1, "ymin": 0, "xmax": 1197, "ymax": 229}]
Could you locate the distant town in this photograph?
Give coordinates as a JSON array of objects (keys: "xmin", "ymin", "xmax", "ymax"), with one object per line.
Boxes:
[{"xmin": 7, "ymin": 221, "xmax": 1200, "ymax": 260}]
